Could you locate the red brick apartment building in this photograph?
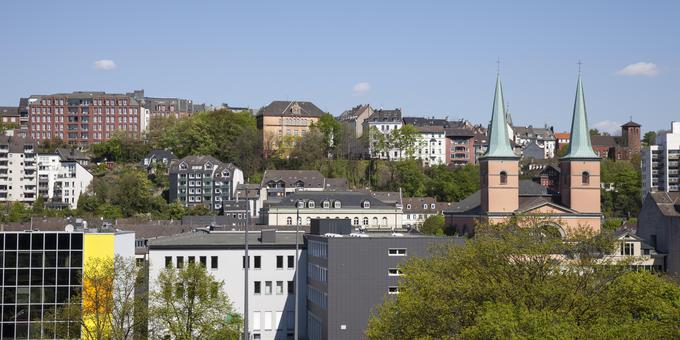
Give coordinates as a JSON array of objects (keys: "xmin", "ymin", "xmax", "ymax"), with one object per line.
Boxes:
[{"xmin": 23, "ymin": 92, "xmax": 145, "ymax": 146}]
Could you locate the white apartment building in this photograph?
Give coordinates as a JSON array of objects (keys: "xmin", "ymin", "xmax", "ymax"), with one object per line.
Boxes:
[
  {"xmin": 37, "ymin": 154, "xmax": 93, "ymax": 209},
  {"xmin": 364, "ymin": 109, "xmax": 403, "ymax": 160},
  {"xmin": 147, "ymin": 230, "xmax": 306, "ymax": 340},
  {"xmin": 642, "ymin": 122, "xmax": 680, "ymax": 198},
  {"xmin": 0, "ymin": 132, "xmax": 92, "ymax": 208},
  {"xmin": 261, "ymin": 191, "xmax": 404, "ymax": 230},
  {"xmin": 414, "ymin": 126, "xmax": 447, "ymax": 166},
  {"xmin": 0, "ymin": 134, "xmax": 38, "ymax": 203}
]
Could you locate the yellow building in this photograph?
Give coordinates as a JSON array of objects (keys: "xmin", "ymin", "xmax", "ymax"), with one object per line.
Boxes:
[{"xmin": 256, "ymin": 101, "xmax": 325, "ymax": 157}]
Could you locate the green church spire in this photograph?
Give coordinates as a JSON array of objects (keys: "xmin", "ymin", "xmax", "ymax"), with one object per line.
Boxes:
[
  {"xmin": 562, "ymin": 75, "xmax": 599, "ymax": 160},
  {"xmin": 481, "ymin": 75, "xmax": 517, "ymax": 159}
]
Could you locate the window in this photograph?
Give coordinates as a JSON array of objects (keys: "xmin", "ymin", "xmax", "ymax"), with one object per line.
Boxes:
[
  {"xmin": 423, "ymin": 203, "xmax": 428, "ymax": 209},
  {"xmin": 276, "ymin": 256, "xmax": 284, "ymax": 269},
  {"xmin": 264, "ymin": 311, "xmax": 272, "ymax": 330},
  {"xmin": 211, "ymin": 256, "xmax": 218, "ymax": 269},
  {"xmin": 288, "ymin": 280, "xmax": 295, "ymax": 294},
  {"xmin": 388, "ymin": 268, "xmax": 403, "ymax": 276},
  {"xmin": 363, "ymin": 217, "xmax": 369, "ymax": 226},
  {"xmin": 388, "ymin": 248, "xmax": 407, "ymax": 256},
  {"xmin": 353, "ymin": 217, "xmax": 359, "ymax": 225},
  {"xmin": 188, "ymin": 256, "xmax": 195, "ymax": 265},
  {"xmin": 254, "ymin": 256, "xmax": 261, "ymax": 269},
  {"xmin": 307, "ymin": 201, "xmax": 315, "ymax": 208},
  {"xmin": 622, "ymin": 242, "xmax": 634, "ymax": 256},
  {"xmin": 200, "ymin": 256, "xmax": 207, "ymax": 267},
  {"xmin": 322, "ymin": 200, "xmax": 330, "ymax": 208},
  {"xmin": 276, "ymin": 281, "xmax": 284, "ymax": 295},
  {"xmin": 254, "ymin": 281, "xmax": 261, "ymax": 294},
  {"xmin": 286, "ymin": 217, "xmax": 292, "ymax": 225},
  {"xmin": 296, "ymin": 201, "xmax": 305, "ymax": 209},
  {"xmin": 388, "ymin": 286, "xmax": 399, "ymax": 294},
  {"xmin": 582, "ymin": 171, "xmax": 590, "ymax": 185},
  {"xmin": 165, "ymin": 256, "xmax": 172, "ymax": 268},
  {"xmin": 372, "ymin": 217, "xmax": 378, "ymax": 226},
  {"xmin": 333, "ymin": 201, "xmax": 341, "ymax": 208},
  {"xmin": 363, "ymin": 201, "xmax": 371, "ymax": 208},
  {"xmin": 500, "ymin": 171, "xmax": 508, "ymax": 185},
  {"xmin": 253, "ymin": 311, "xmax": 261, "ymax": 330},
  {"xmin": 287, "ymin": 255, "xmax": 295, "ymax": 268},
  {"xmin": 176, "ymin": 256, "xmax": 184, "ymax": 268},
  {"xmin": 265, "ymin": 281, "xmax": 272, "ymax": 295}
]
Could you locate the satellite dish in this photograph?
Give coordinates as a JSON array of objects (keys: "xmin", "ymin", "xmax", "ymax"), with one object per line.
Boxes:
[{"xmin": 64, "ymin": 224, "xmax": 75, "ymax": 233}]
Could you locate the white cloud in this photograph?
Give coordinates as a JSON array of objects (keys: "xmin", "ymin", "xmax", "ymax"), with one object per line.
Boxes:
[
  {"xmin": 352, "ymin": 82, "xmax": 371, "ymax": 96},
  {"xmin": 593, "ymin": 120, "xmax": 622, "ymax": 135},
  {"xmin": 616, "ymin": 62, "xmax": 659, "ymax": 77},
  {"xmin": 93, "ymin": 59, "xmax": 116, "ymax": 70}
]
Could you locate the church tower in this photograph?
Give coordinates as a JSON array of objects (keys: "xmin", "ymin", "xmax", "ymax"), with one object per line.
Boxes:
[
  {"xmin": 560, "ymin": 75, "xmax": 601, "ymax": 214},
  {"xmin": 480, "ymin": 75, "xmax": 519, "ymax": 216}
]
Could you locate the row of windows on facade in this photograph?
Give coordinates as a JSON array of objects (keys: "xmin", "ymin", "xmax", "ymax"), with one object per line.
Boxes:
[
  {"xmin": 405, "ymin": 203, "xmax": 437, "ymax": 210},
  {"xmin": 31, "ymin": 107, "xmax": 139, "ymax": 116},
  {"xmin": 31, "ymin": 132, "xmax": 137, "ymax": 140},
  {"xmin": 2, "ymin": 251, "xmax": 83, "ymax": 269},
  {"xmin": 277, "ymin": 128, "xmax": 307, "ymax": 137},
  {"xmin": 36, "ymin": 98, "xmax": 131, "ymax": 106},
  {"xmin": 1, "ymin": 234, "xmax": 83, "ymax": 251},
  {"xmin": 495, "ymin": 171, "xmax": 591, "ymax": 186},
  {"xmin": 286, "ymin": 216, "xmax": 389, "ymax": 227},
  {"xmin": 1, "ymin": 268, "xmax": 82, "ymax": 287},
  {"xmin": 253, "ymin": 280, "xmax": 295, "ymax": 295},
  {"xmin": 31, "ymin": 123, "xmax": 139, "ymax": 131},
  {"xmin": 1, "ymin": 286, "xmax": 80, "ymax": 308},
  {"xmin": 164, "ymin": 255, "xmax": 219, "ymax": 269},
  {"xmin": 294, "ymin": 200, "xmax": 371, "ymax": 209},
  {"xmin": 31, "ymin": 114, "xmax": 139, "ymax": 123},
  {"xmin": 179, "ymin": 172, "xmax": 231, "ymax": 179},
  {"xmin": 251, "ymin": 310, "xmax": 295, "ymax": 333},
  {"xmin": 242, "ymin": 255, "xmax": 296, "ymax": 270},
  {"xmin": 1, "ymin": 321, "xmax": 81, "ymax": 340}
]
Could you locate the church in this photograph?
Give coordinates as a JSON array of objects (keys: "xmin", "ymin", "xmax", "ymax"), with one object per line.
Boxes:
[{"xmin": 444, "ymin": 75, "xmax": 602, "ymax": 236}]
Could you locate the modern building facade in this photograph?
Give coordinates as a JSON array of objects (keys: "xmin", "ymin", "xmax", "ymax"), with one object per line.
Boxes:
[
  {"xmin": 637, "ymin": 192, "xmax": 680, "ymax": 275},
  {"xmin": 305, "ymin": 225, "xmax": 463, "ymax": 340},
  {"xmin": 0, "ymin": 134, "xmax": 37, "ymax": 203},
  {"xmin": 168, "ymin": 155, "xmax": 244, "ymax": 212},
  {"xmin": 641, "ymin": 121, "xmax": 680, "ymax": 197},
  {"xmin": 414, "ymin": 126, "xmax": 446, "ymax": 166},
  {"xmin": 128, "ymin": 89, "xmax": 198, "ymax": 119},
  {"xmin": 445, "ymin": 128, "xmax": 476, "ymax": 165},
  {"xmin": 22, "ymin": 91, "xmax": 148, "ymax": 145},
  {"xmin": 257, "ymin": 101, "xmax": 325, "ymax": 156},
  {"xmin": 261, "ymin": 191, "xmax": 403, "ymax": 229},
  {"xmin": 147, "ymin": 229, "xmax": 306, "ymax": 340},
  {"xmin": 0, "ymin": 228, "xmax": 134, "ymax": 339},
  {"xmin": 36, "ymin": 154, "xmax": 93, "ymax": 209},
  {"xmin": 365, "ymin": 109, "xmax": 403, "ymax": 160},
  {"xmin": 445, "ymin": 75, "xmax": 602, "ymax": 236}
]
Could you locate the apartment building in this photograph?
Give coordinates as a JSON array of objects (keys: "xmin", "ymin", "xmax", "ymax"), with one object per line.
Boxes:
[
  {"xmin": 147, "ymin": 229, "xmax": 306, "ymax": 340},
  {"xmin": 642, "ymin": 122, "xmax": 680, "ymax": 197},
  {"xmin": 257, "ymin": 101, "xmax": 325, "ymax": 156},
  {"xmin": 364, "ymin": 109, "xmax": 403, "ymax": 160},
  {"xmin": 414, "ymin": 126, "xmax": 446, "ymax": 166},
  {"xmin": 0, "ymin": 134, "xmax": 37, "ymax": 203},
  {"xmin": 401, "ymin": 197, "xmax": 450, "ymax": 228},
  {"xmin": 445, "ymin": 127, "xmax": 476, "ymax": 165},
  {"xmin": 305, "ymin": 222, "xmax": 463, "ymax": 340},
  {"xmin": 36, "ymin": 154, "xmax": 93, "ymax": 209},
  {"xmin": 338, "ymin": 104, "xmax": 373, "ymax": 138},
  {"xmin": 0, "ymin": 228, "xmax": 134, "ymax": 339},
  {"xmin": 511, "ymin": 125, "xmax": 557, "ymax": 159},
  {"xmin": 261, "ymin": 191, "xmax": 403, "ymax": 229},
  {"xmin": 168, "ymin": 155, "xmax": 244, "ymax": 212},
  {"xmin": 128, "ymin": 89, "xmax": 197, "ymax": 119},
  {"xmin": 22, "ymin": 91, "xmax": 147, "ymax": 146},
  {"xmin": 0, "ymin": 107, "xmax": 21, "ymax": 125}
]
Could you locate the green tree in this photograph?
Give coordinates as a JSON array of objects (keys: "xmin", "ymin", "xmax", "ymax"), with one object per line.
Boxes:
[
  {"xmin": 642, "ymin": 131, "xmax": 657, "ymax": 146},
  {"xmin": 32, "ymin": 195, "xmax": 45, "ymax": 215},
  {"xmin": 601, "ymin": 159, "xmax": 642, "ymax": 218},
  {"xmin": 149, "ymin": 263, "xmax": 241, "ymax": 339},
  {"xmin": 420, "ymin": 214, "xmax": 445, "ymax": 235},
  {"xmin": 315, "ymin": 113, "xmax": 343, "ymax": 157},
  {"xmin": 425, "ymin": 164, "xmax": 480, "ymax": 202},
  {"xmin": 391, "ymin": 124, "xmax": 420, "ymax": 159},
  {"xmin": 365, "ymin": 219, "xmax": 680, "ymax": 339}
]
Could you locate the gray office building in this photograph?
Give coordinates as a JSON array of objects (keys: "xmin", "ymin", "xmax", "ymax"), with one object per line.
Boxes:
[{"xmin": 305, "ymin": 220, "xmax": 463, "ymax": 340}]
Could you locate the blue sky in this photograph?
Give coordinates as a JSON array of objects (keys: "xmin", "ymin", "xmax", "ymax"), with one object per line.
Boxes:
[{"xmin": 1, "ymin": 1, "xmax": 678, "ymax": 133}]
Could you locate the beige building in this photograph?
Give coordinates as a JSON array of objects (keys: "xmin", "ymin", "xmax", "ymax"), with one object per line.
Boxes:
[
  {"xmin": 445, "ymin": 75, "xmax": 602, "ymax": 236},
  {"xmin": 261, "ymin": 191, "xmax": 403, "ymax": 230},
  {"xmin": 256, "ymin": 101, "xmax": 325, "ymax": 156}
]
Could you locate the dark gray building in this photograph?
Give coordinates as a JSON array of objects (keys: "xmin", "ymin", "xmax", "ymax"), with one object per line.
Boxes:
[
  {"xmin": 305, "ymin": 222, "xmax": 463, "ymax": 340},
  {"xmin": 637, "ymin": 192, "xmax": 680, "ymax": 275}
]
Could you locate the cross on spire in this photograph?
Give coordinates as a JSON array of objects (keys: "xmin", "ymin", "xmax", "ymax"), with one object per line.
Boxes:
[
  {"xmin": 496, "ymin": 58, "xmax": 501, "ymax": 75},
  {"xmin": 577, "ymin": 60, "xmax": 583, "ymax": 75}
]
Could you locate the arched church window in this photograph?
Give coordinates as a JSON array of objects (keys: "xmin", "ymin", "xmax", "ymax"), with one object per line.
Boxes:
[
  {"xmin": 582, "ymin": 171, "xmax": 590, "ymax": 185},
  {"xmin": 500, "ymin": 171, "xmax": 508, "ymax": 185}
]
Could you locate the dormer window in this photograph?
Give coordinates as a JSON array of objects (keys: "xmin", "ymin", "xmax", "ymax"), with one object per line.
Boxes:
[
  {"xmin": 295, "ymin": 180, "xmax": 304, "ymax": 188},
  {"xmin": 582, "ymin": 171, "xmax": 590, "ymax": 185},
  {"xmin": 500, "ymin": 171, "xmax": 508, "ymax": 185},
  {"xmin": 296, "ymin": 201, "xmax": 305, "ymax": 209},
  {"xmin": 322, "ymin": 200, "xmax": 330, "ymax": 209},
  {"xmin": 307, "ymin": 201, "xmax": 315, "ymax": 208},
  {"xmin": 333, "ymin": 201, "xmax": 341, "ymax": 209},
  {"xmin": 423, "ymin": 204, "xmax": 428, "ymax": 209},
  {"xmin": 222, "ymin": 170, "xmax": 230, "ymax": 178},
  {"xmin": 362, "ymin": 201, "xmax": 371, "ymax": 209},
  {"xmin": 179, "ymin": 162, "xmax": 187, "ymax": 170},
  {"xmin": 406, "ymin": 204, "xmax": 411, "ymax": 209},
  {"xmin": 430, "ymin": 203, "xmax": 436, "ymax": 209},
  {"xmin": 204, "ymin": 162, "xmax": 213, "ymax": 170}
]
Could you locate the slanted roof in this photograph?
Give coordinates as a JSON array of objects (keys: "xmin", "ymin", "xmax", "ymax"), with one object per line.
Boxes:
[
  {"xmin": 562, "ymin": 76, "xmax": 600, "ymax": 160},
  {"xmin": 144, "ymin": 149, "xmax": 177, "ymax": 161},
  {"xmin": 324, "ymin": 178, "xmax": 348, "ymax": 191},
  {"xmin": 590, "ymin": 135, "xmax": 618, "ymax": 147},
  {"xmin": 339, "ymin": 104, "xmax": 371, "ymax": 121},
  {"xmin": 170, "ymin": 155, "xmax": 237, "ymax": 175},
  {"xmin": 481, "ymin": 75, "xmax": 517, "ymax": 159},
  {"xmin": 56, "ymin": 148, "xmax": 90, "ymax": 161},
  {"xmin": 647, "ymin": 192, "xmax": 680, "ymax": 217},
  {"xmin": 444, "ymin": 180, "xmax": 557, "ymax": 215},
  {"xmin": 415, "ymin": 125, "xmax": 445, "ymax": 134},
  {"xmin": 366, "ymin": 109, "xmax": 402, "ymax": 123},
  {"xmin": 257, "ymin": 101, "xmax": 325, "ymax": 118},
  {"xmin": 149, "ymin": 231, "xmax": 304, "ymax": 249},
  {"xmin": 0, "ymin": 106, "xmax": 19, "ymax": 117},
  {"xmin": 0, "ymin": 134, "xmax": 35, "ymax": 153},
  {"xmin": 445, "ymin": 128, "xmax": 475, "ymax": 138},
  {"xmin": 621, "ymin": 121, "xmax": 641, "ymax": 128},
  {"xmin": 261, "ymin": 170, "xmax": 325, "ymax": 189},
  {"xmin": 269, "ymin": 191, "xmax": 395, "ymax": 209}
]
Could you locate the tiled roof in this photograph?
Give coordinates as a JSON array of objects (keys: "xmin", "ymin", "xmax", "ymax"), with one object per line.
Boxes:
[
  {"xmin": 590, "ymin": 135, "xmax": 618, "ymax": 147},
  {"xmin": 0, "ymin": 106, "xmax": 19, "ymax": 116},
  {"xmin": 257, "ymin": 101, "xmax": 325, "ymax": 117},
  {"xmin": 169, "ymin": 155, "xmax": 238, "ymax": 175},
  {"xmin": 444, "ymin": 180, "xmax": 556, "ymax": 214},
  {"xmin": 648, "ymin": 192, "xmax": 680, "ymax": 217},
  {"xmin": 366, "ymin": 109, "xmax": 402, "ymax": 123},
  {"xmin": 268, "ymin": 191, "xmax": 396, "ymax": 209},
  {"xmin": 339, "ymin": 104, "xmax": 371, "ymax": 121},
  {"xmin": 0, "ymin": 134, "xmax": 36, "ymax": 153},
  {"xmin": 262, "ymin": 170, "xmax": 325, "ymax": 189},
  {"xmin": 621, "ymin": 121, "xmax": 641, "ymax": 128}
]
